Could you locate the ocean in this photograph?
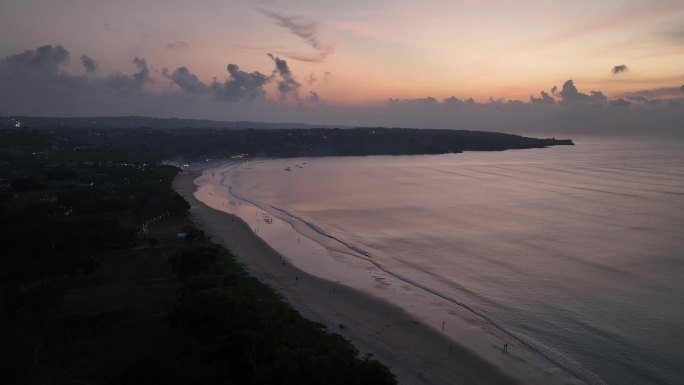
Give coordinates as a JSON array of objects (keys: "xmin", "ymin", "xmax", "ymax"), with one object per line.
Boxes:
[{"xmin": 202, "ymin": 136, "xmax": 684, "ymax": 385}]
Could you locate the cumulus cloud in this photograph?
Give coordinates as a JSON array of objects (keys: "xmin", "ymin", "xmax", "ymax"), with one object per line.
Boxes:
[
  {"xmin": 1, "ymin": 44, "xmax": 682, "ymax": 136},
  {"xmin": 80, "ymin": 54, "xmax": 98, "ymax": 74},
  {"xmin": 163, "ymin": 66, "xmax": 208, "ymax": 94},
  {"xmin": 530, "ymin": 90, "xmax": 556, "ymax": 105},
  {"xmin": 2, "ymin": 44, "xmax": 69, "ymax": 73},
  {"xmin": 376, "ymin": 87, "xmax": 681, "ymax": 135},
  {"xmin": 559, "ymin": 80, "xmax": 582, "ymax": 102},
  {"xmin": 164, "ymin": 54, "xmax": 306, "ymax": 102},
  {"xmin": 257, "ymin": 8, "xmax": 334, "ymax": 62},
  {"xmin": 209, "ymin": 64, "xmax": 270, "ymax": 101},
  {"xmin": 103, "ymin": 57, "xmax": 150, "ymax": 92},
  {"xmin": 132, "ymin": 58, "xmax": 149, "ymax": 83},
  {"xmin": 0, "ymin": 45, "xmax": 161, "ymax": 116},
  {"xmin": 558, "ymin": 80, "xmax": 607, "ymax": 104},
  {"xmin": 611, "ymin": 64, "xmax": 629, "ymax": 75},
  {"xmin": 268, "ymin": 53, "xmax": 300, "ymax": 99}
]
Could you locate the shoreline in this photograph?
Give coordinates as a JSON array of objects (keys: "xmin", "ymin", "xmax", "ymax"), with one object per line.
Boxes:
[{"xmin": 173, "ymin": 162, "xmax": 588, "ymax": 385}]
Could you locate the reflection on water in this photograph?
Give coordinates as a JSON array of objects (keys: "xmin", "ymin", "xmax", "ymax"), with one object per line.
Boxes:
[{"xmin": 227, "ymin": 137, "xmax": 684, "ymax": 385}]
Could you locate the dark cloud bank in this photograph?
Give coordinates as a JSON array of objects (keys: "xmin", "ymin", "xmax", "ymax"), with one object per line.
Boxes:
[{"xmin": 1, "ymin": 44, "xmax": 683, "ymax": 136}]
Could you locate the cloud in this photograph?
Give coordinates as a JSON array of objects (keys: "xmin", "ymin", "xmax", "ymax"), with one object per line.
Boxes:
[
  {"xmin": 257, "ymin": 8, "xmax": 334, "ymax": 62},
  {"xmin": 442, "ymin": 96, "xmax": 460, "ymax": 105},
  {"xmin": 80, "ymin": 55, "xmax": 97, "ymax": 74},
  {"xmin": 276, "ymin": 48, "xmax": 335, "ymax": 63},
  {"xmin": 0, "ymin": 45, "xmax": 163, "ymax": 117},
  {"xmin": 102, "ymin": 57, "xmax": 150, "ymax": 91},
  {"xmin": 165, "ymin": 54, "xmax": 308, "ymax": 102},
  {"xmin": 132, "ymin": 58, "xmax": 150, "ymax": 83},
  {"xmin": 307, "ymin": 71, "xmax": 332, "ymax": 85},
  {"xmin": 373, "ymin": 85, "xmax": 681, "ymax": 135},
  {"xmin": 210, "ymin": 64, "xmax": 270, "ymax": 102},
  {"xmin": 619, "ymin": 86, "xmax": 684, "ymax": 100},
  {"xmin": 166, "ymin": 40, "xmax": 189, "ymax": 50},
  {"xmin": 268, "ymin": 53, "xmax": 300, "ymax": 99},
  {"xmin": 559, "ymin": 80, "xmax": 581, "ymax": 101},
  {"xmin": 308, "ymin": 91, "xmax": 321, "ymax": 103},
  {"xmin": 530, "ymin": 90, "xmax": 556, "ymax": 105},
  {"xmin": 611, "ymin": 64, "xmax": 629, "ymax": 75},
  {"xmin": 164, "ymin": 58, "xmax": 298, "ymax": 102},
  {"xmin": 258, "ymin": 9, "xmax": 318, "ymax": 48},
  {"xmin": 1, "ymin": 44, "xmax": 683, "ymax": 137},
  {"xmin": 551, "ymin": 85, "xmax": 558, "ymax": 97},
  {"xmin": 163, "ymin": 66, "xmax": 208, "ymax": 95},
  {"xmin": 2, "ymin": 44, "xmax": 69, "ymax": 73},
  {"xmin": 558, "ymin": 80, "xmax": 607, "ymax": 104},
  {"xmin": 388, "ymin": 96, "xmax": 439, "ymax": 108},
  {"xmin": 610, "ymin": 98, "xmax": 631, "ymax": 107}
]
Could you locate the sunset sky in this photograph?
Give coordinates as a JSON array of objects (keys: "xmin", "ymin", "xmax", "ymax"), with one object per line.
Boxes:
[{"xmin": 1, "ymin": 0, "xmax": 682, "ymax": 132}]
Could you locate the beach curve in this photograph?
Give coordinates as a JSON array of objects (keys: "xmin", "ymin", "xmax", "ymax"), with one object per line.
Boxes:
[{"xmin": 174, "ymin": 160, "xmax": 590, "ymax": 385}]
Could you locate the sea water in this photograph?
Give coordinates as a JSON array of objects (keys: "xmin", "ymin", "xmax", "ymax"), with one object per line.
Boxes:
[{"xmin": 217, "ymin": 137, "xmax": 684, "ymax": 385}]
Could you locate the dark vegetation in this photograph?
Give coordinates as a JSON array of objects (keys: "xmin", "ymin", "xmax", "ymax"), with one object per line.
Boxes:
[
  {"xmin": 0, "ymin": 123, "xmax": 400, "ymax": 384},
  {"xmin": 2, "ymin": 116, "xmax": 572, "ymax": 162},
  {"xmin": 132, "ymin": 229, "xmax": 396, "ymax": 385}
]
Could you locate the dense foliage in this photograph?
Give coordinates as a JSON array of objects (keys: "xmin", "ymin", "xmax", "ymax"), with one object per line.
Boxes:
[
  {"xmin": 131, "ymin": 230, "xmax": 397, "ymax": 385},
  {"xmin": 0, "ymin": 139, "xmax": 188, "ymax": 362}
]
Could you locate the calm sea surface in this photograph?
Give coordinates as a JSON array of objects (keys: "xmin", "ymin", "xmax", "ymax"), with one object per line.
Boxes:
[{"xmin": 229, "ymin": 137, "xmax": 684, "ymax": 385}]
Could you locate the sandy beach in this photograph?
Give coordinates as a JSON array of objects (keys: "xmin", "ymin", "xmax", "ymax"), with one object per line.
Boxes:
[{"xmin": 173, "ymin": 163, "xmax": 588, "ymax": 385}]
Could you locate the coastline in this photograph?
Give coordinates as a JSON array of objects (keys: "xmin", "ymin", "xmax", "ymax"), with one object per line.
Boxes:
[{"xmin": 173, "ymin": 162, "xmax": 588, "ymax": 385}]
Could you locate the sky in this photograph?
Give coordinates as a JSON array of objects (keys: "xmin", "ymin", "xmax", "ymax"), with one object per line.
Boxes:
[{"xmin": 0, "ymin": 0, "xmax": 682, "ymax": 134}]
